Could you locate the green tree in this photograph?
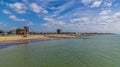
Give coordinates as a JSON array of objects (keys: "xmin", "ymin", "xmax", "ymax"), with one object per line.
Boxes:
[{"xmin": 0, "ymin": 30, "xmax": 4, "ymax": 34}]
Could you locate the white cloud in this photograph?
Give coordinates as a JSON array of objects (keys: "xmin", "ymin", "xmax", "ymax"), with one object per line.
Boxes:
[
  {"xmin": 2, "ymin": 10, "xmax": 12, "ymax": 14},
  {"xmin": 9, "ymin": 15, "xmax": 26, "ymax": 21},
  {"xmin": 70, "ymin": 17, "xmax": 90, "ymax": 23},
  {"xmin": 42, "ymin": 9, "xmax": 48, "ymax": 14},
  {"xmin": 99, "ymin": 10, "xmax": 111, "ymax": 15},
  {"xmin": 81, "ymin": 0, "xmax": 91, "ymax": 5},
  {"xmin": 98, "ymin": 12, "xmax": 120, "ymax": 24},
  {"xmin": 42, "ymin": 17, "xmax": 65, "ymax": 30},
  {"xmin": 113, "ymin": 12, "xmax": 120, "ymax": 19},
  {"xmin": 82, "ymin": 0, "xmax": 113, "ymax": 8},
  {"xmin": 96, "ymin": 12, "xmax": 120, "ymax": 33},
  {"xmin": 9, "ymin": 2, "xmax": 26, "ymax": 14},
  {"xmin": 27, "ymin": 21, "xmax": 34, "ymax": 26},
  {"xmin": 52, "ymin": 1, "xmax": 75, "ymax": 17},
  {"xmin": 50, "ymin": 7, "xmax": 57, "ymax": 10},
  {"xmin": 42, "ymin": 11, "xmax": 120, "ymax": 33},
  {"xmin": 104, "ymin": 1, "xmax": 112, "ymax": 7},
  {"xmin": 30, "ymin": 3, "xmax": 41, "ymax": 13},
  {"xmin": 43, "ymin": 17, "xmax": 54, "ymax": 22},
  {"xmin": 99, "ymin": 16, "xmax": 111, "ymax": 20},
  {"xmin": 43, "ymin": 17, "xmax": 65, "ymax": 25},
  {"xmin": 30, "ymin": 3, "xmax": 48, "ymax": 14},
  {"xmin": 90, "ymin": 0, "xmax": 102, "ymax": 8},
  {"xmin": 42, "ymin": 17, "xmax": 94, "ymax": 32}
]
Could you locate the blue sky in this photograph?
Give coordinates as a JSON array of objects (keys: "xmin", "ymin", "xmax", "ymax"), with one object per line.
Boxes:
[{"xmin": 0, "ymin": 0, "xmax": 120, "ymax": 33}]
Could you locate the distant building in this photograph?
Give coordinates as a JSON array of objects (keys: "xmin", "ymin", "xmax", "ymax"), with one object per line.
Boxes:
[
  {"xmin": 16, "ymin": 28, "xmax": 26, "ymax": 35},
  {"xmin": 10, "ymin": 26, "xmax": 29, "ymax": 35},
  {"xmin": 57, "ymin": 29, "xmax": 62, "ymax": 34},
  {"xmin": 9, "ymin": 30, "xmax": 16, "ymax": 34}
]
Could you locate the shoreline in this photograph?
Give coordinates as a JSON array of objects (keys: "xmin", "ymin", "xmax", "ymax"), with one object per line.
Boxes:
[
  {"xmin": 0, "ymin": 35, "xmax": 51, "ymax": 44},
  {"xmin": 0, "ymin": 34, "xmax": 77, "ymax": 44},
  {"xmin": 0, "ymin": 34, "xmax": 115, "ymax": 44},
  {"xmin": 0, "ymin": 34, "xmax": 80, "ymax": 44}
]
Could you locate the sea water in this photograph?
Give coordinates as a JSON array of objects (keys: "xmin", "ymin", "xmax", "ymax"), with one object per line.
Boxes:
[{"xmin": 0, "ymin": 35, "xmax": 120, "ymax": 67}]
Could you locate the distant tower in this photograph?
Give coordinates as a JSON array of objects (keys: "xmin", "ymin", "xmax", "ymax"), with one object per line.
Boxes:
[
  {"xmin": 57, "ymin": 29, "xmax": 62, "ymax": 34},
  {"xmin": 24, "ymin": 26, "xmax": 29, "ymax": 34}
]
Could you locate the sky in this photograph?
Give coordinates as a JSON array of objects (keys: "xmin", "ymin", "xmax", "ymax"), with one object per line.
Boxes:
[{"xmin": 0, "ymin": 0, "xmax": 120, "ymax": 33}]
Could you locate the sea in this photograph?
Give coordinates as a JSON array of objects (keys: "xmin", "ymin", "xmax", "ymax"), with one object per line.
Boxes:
[{"xmin": 0, "ymin": 35, "xmax": 120, "ymax": 67}]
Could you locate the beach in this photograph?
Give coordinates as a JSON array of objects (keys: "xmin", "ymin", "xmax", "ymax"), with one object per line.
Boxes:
[
  {"xmin": 0, "ymin": 33, "xmax": 113, "ymax": 44},
  {"xmin": 0, "ymin": 34, "xmax": 78, "ymax": 44},
  {"xmin": 0, "ymin": 35, "xmax": 48, "ymax": 44}
]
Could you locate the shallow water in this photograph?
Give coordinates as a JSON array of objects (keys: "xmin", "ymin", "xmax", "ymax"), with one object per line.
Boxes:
[{"xmin": 0, "ymin": 35, "xmax": 120, "ymax": 67}]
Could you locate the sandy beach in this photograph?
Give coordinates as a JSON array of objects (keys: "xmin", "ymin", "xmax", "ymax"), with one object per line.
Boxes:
[
  {"xmin": 0, "ymin": 35, "xmax": 48, "ymax": 44},
  {"xmin": 0, "ymin": 34, "xmax": 74, "ymax": 43},
  {"xmin": 0, "ymin": 34, "xmax": 78, "ymax": 44},
  {"xmin": 0, "ymin": 33, "xmax": 111, "ymax": 44}
]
